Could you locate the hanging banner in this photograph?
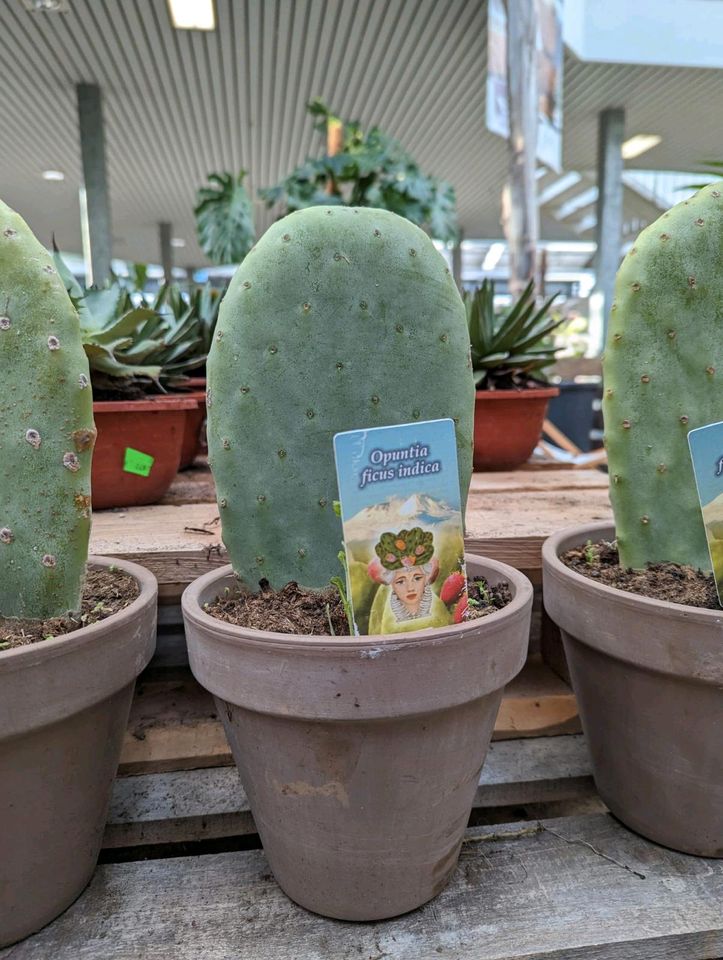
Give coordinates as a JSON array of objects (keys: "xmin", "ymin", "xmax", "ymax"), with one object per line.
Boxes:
[{"xmin": 486, "ymin": 0, "xmax": 564, "ymax": 172}]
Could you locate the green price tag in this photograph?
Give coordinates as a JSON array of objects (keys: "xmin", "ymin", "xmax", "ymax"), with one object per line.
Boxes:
[{"xmin": 123, "ymin": 447, "xmax": 155, "ymax": 477}]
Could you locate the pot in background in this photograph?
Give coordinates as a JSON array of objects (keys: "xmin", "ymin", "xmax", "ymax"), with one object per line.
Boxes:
[
  {"xmin": 543, "ymin": 522, "xmax": 723, "ymax": 857},
  {"xmin": 473, "ymin": 386, "xmax": 559, "ymax": 471},
  {"xmin": 92, "ymin": 397, "xmax": 197, "ymax": 508},
  {"xmin": 182, "ymin": 555, "xmax": 533, "ymax": 921},
  {"xmin": 0, "ymin": 557, "xmax": 157, "ymax": 946},
  {"xmin": 178, "ymin": 390, "xmax": 207, "ymax": 469}
]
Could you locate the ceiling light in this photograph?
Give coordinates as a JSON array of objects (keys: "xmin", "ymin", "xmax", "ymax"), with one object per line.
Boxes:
[
  {"xmin": 22, "ymin": 0, "xmax": 68, "ymax": 12},
  {"xmin": 167, "ymin": 0, "xmax": 215, "ymax": 30},
  {"xmin": 42, "ymin": 169, "xmax": 65, "ymax": 181},
  {"xmin": 622, "ymin": 134, "xmax": 662, "ymax": 160},
  {"xmin": 482, "ymin": 243, "xmax": 505, "ymax": 272},
  {"xmin": 170, "ymin": 237, "xmax": 186, "ymax": 248}
]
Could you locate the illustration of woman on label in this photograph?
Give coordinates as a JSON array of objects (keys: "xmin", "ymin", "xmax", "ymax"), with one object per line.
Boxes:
[{"xmin": 366, "ymin": 527, "xmax": 453, "ymax": 634}]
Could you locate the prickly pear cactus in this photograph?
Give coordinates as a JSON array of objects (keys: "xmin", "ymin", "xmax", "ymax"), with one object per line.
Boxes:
[
  {"xmin": 603, "ymin": 182, "xmax": 723, "ymax": 570},
  {"xmin": 208, "ymin": 206, "xmax": 474, "ymax": 589},
  {"xmin": 0, "ymin": 200, "xmax": 95, "ymax": 619}
]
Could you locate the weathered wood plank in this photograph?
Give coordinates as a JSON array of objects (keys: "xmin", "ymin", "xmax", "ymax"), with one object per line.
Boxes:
[
  {"xmin": 119, "ymin": 657, "xmax": 580, "ymax": 775},
  {"xmin": 8, "ymin": 815, "xmax": 722, "ymax": 959},
  {"xmin": 90, "ymin": 469, "xmax": 611, "ymax": 602},
  {"xmin": 105, "ymin": 735, "xmax": 594, "ymax": 849},
  {"xmin": 159, "ymin": 461, "xmax": 608, "ymax": 507}
]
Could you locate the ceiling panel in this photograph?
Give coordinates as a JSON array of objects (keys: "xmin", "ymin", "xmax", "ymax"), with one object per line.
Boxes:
[{"xmin": 0, "ymin": 0, "xmax": 720, "ymax": 267}]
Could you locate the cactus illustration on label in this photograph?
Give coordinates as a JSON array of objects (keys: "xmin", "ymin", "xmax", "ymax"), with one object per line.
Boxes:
[
  {"xmin": 603, "ymin": 182, "xmax": 723, "ymax": 570},
  {"xmin": 0, "ymin": 200, "xmax": 96, "ymax": 618},
  {"xmin": 208, "ymin": 206, "xmax": 474, "ymax": 589}
]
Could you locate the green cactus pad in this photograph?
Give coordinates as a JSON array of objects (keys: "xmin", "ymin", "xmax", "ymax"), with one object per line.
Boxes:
[
  {"xmin": 375, "ymin": 529, "xmax": 435, "ymax": 569},
  {"xmin": 603, "ymin": 183, "xmax": 723, "ymax": 570},
  {"xmin": 208, "ymin": 206, "xmax": 474, "ymax": 589},
  {"xmin": 0, "ymin": 200, "xmax": 95, "ymax": 618}
]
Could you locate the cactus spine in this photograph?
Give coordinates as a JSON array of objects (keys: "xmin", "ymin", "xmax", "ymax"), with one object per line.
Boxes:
[
  {"xmin": 0, "ymin": 200, "xmax": 95, "ymax": 619},
  {"xmin": 603, "ymin": 182, "xmax": 723, "ymax": 570},
  {"xmin": 208, "ymin": 206, "xmax": 474, "ymax": 589}
]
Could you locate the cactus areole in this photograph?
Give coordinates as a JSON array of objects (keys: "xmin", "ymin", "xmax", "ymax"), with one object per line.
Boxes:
[
  {"xmin": 0, "ymin": 200, "xmax": 95, "ymax": 619},
  {"xmin": 208, "ymin": 206, "xmax": 474, "ymax": 589},
  {"xmin": 603, "ymin": 183, "xmax": 723, "ymax": 571}
]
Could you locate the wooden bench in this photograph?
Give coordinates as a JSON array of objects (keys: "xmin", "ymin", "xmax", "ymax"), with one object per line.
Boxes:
[{"xmin": 6, "ymin": 733, "xmax": 722, "ymax": 959}]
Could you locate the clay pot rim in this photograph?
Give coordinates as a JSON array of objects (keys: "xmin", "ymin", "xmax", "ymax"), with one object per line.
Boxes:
[
  {"xmin": 0, "ymin": 555, "xmax": 157, "ymax": 670},
  {"xmin": 93, "ymin": 397, "xmax": 198, "ymax": 413},
  {"xmin": 182, "ymin": 553, "xmax": 533, "ymax": 653},
  {"xmin": 475, "ymin": 386, "xmax": 560, "ymax": 400},
  {"xmin": 543, "ymin": 521, "xmax": 722, "ymax": 625}
]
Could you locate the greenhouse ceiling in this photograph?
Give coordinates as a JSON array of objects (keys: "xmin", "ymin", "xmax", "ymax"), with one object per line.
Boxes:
[{"xmin": 1, "ymin": 0, "xmax": 721, "ymax": 265}]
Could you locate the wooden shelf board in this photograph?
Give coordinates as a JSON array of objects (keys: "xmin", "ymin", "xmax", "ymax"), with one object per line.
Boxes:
[{"xmin": 119, "ymin": 656, "xmax": 580, "ymax": 777}]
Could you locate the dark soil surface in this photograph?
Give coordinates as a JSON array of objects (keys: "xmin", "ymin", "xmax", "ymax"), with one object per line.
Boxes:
[
  {"xmin": 467, "ymin": 576, "xmax": 513, "ymax": 618},
  {"xmin": 0, "ymin": 567, "xmax": 140, "ymax": 649},
  {"xmin": 481, "ymin": 373, "xmax": 550, "ymax": 391},
  {"xmin": 204, "ymin": 575, "xmax": 512, "ymax": 636},
  {"xmin": 561, "ymin": 539, "xmax": 719, "ymax": 609}
]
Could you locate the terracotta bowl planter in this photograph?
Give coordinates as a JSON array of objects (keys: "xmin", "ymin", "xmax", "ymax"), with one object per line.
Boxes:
[
  {"xmin": 0, "ymin": 557, "xmax": 157, "ymax": 946},
  {"xmin": 92, "ymin": 397, "xmax": 197, "ymax": 509},
  {"xmin": 543, "ymin": 522, "xmax": 723, "ymax": 857},
  {"xmin": 182, "ymin": 554, "xmax": 532, "ymax": 921},
  {"xmin": 473, "ymin": 386, "xmax": 559, "ymax": 471}
]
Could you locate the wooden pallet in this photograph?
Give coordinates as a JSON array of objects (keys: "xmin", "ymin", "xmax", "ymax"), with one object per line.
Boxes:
[
  {"xmin": 90, "ymin": 468, "xmax": 611, "ymax": 602},
  {"xmin": 8, "ymin": 734, "xmax": 723, "ymax": 959},
  {"xmin": 106, "ymin": 734, "xmax": 595, "ymax": 850},
  {"xmin": 118, "ymin": 655, "xmax": 581, "ymax": 777}
]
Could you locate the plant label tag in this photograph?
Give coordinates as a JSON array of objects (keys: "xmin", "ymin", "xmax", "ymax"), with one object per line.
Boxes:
[
  {"xmin": 333, "ymin": 419, "xmax": 468, "ymax": 636},
  {"xmin": 687, "ymin": 420, "xmax": 723, "ymax": 606},
  {"xmin": 123, "ymin": 447, "xmax": 155, "ymax": 478}
]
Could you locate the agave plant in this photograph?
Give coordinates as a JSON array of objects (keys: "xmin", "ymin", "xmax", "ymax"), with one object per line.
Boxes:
[
  {"xmin": 464, "ymin": 280, "xmax": 563, "ymax": 390},
  {"xmin": 53, "ymin": 250, "xmax": 212, "ymax": 394},
  {"xmin": 194, "ymin": 171, "xmax": 255, "ymax": 265}
]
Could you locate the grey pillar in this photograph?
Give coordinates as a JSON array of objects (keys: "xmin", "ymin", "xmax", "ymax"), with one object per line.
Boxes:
[
  {"xmin": 452, "ymin": 232, "xmax": 464, "ymax": 290},
  {"xmin": 593, "ymin": 108, "xmax": 625, "ymax": 349},
  {"xmin": 76, "ymin": 83, "xmax": 112, "ymax": 286},
  {"xmin": 159, "ymin": 222, "xmax": 173, "ymax": 282}
]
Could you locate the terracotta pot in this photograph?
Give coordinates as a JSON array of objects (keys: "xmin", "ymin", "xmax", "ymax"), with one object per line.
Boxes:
[
  {"xmin": 178, "ymin": 391, "xmax": 207, "ymax": 469},
  {"xmin": 182, "ymin": 555, "xmax": 532, "ymax": 921},
  {"xmin": 0, "ymin": 557, "xmax": 157, "ymax": 946},
  {"xmin": 92, "ymin": 397, "xmax": 197, "ymax": 509},
  {"xmin": 543, "ymin": 522, "xmax": 723, "ymax": 857},
  {"xmin": 473, "ymin": 386, "xmax": 559, "ymax": 471}
]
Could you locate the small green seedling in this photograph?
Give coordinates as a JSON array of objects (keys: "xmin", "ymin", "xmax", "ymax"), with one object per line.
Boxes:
[
  {"xmin": 330, "ymin": 550, "xmax": 354, "ymax": 635},
  {"xmin": 583, "ymin": 540, "xmax": 597, "ymax": 566}
]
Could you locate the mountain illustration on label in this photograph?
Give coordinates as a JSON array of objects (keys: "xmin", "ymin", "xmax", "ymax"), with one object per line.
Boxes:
[{"xmin": 334, "ymin": 419, "xmax": 467, "ymax": 635}]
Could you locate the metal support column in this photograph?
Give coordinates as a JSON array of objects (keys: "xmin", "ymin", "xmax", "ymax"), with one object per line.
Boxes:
[
  {"xmin": 159, "ymin": 222, "xmax": 173, "ymax": 282},
  {"xmin": 592, "ymin": 107, "xmax": 625, "ymax": 352},
  {"xmin": 76, "ymin": 83, "xmax": 112, "ymax": 285}
]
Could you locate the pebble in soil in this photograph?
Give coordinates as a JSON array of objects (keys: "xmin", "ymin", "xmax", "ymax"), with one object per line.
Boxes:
[
  {"xmin": 561, "ymin": 539, "xmax": 719, "ymax": 609},
  {"xmin": 0, "ymin": 567, "xmax": 140, "ymax": 649},
  {"xmin": 205, "ymin": 576, "xmax": 512, "ymax": 636}
]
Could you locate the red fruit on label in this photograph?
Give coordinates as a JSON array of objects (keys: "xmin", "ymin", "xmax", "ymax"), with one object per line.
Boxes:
[
  {"xmin": 453, "ymin": 595, "xmax": 468, "ymax": 623},
  {"xmin": 440, "ymin": 571, "xmax": 466, "ymax": 604}
]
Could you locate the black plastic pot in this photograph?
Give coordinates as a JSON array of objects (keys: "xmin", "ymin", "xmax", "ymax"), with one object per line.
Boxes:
[{"xmin": 546, "ymin": 381, "xmax": 602, "ymax": 452}]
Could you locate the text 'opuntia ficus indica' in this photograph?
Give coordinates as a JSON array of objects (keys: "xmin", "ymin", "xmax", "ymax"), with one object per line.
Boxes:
[
  {"xmin": 0, "ymin": 200, "xmax": 95, "ymax": 618},
  {"xmin": 208, "ymin": 206, "xmax": 474, "ymax": 589},
  {"xmin": 603, "ymin": 182, "xmax": 723, "ymax": 570}
]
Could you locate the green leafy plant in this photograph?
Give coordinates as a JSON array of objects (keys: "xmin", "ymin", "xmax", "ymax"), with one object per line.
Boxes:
[
  {"xmin": 259, "ymin": 99, "xmax": 459, "ymax": 243},
  {"xmin": 463, "ymin": 279, "xmax": 562, "ymax": 390},
  {"xmin": 681, "ymin": 161, "xmax": 723, "ymax": 191},
  {"xmin": 194, "ymin": 171, "xmax": 255, "ymax": 265}
]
